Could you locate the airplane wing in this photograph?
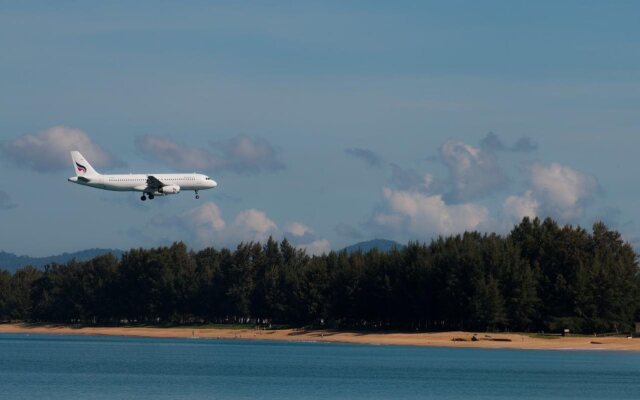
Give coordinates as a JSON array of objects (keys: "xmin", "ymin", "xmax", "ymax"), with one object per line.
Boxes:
[{"xmin": 146, "ymin": 175, "xmax": 166, "ymax": 190}]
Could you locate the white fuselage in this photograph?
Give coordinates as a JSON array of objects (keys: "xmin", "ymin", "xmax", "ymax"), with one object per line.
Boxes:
[
  {"xmin": 67, "ymin": 150, "xmax": 216, "ymax": 201},
  {"xmin": 68, "ymin": 173, "xmax": 217, "ymax": 194}
]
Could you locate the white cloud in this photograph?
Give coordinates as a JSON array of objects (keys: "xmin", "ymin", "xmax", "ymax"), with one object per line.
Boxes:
[
  {"xmin": 440, "ymin": 140, "xmax": 508, "ymax": 202},
  {"xmin": 503, "ymin": 191, "xmax": 539, "ymax": 222},
  {"xmin": 296, "ymin": 239, "xmax": 331, "ymax": 256},
  {"xmin": 284, "ymin": 222, "xmax": 333, "ymax": 255},
  {"xmin": 136, "ymin": 134, "xmax": 285, "ymax": 174},
  {"xmin": 176, "ymin": 202, "xmax": 329, "ymax": 253},
  {"xmin": 182, "ymin": 204, "xmax": 277, "ymax": 247},
  {"xmin": 285, "ymin": 222, "xmax": 312, "ymax": 237},
  {"xmin": 529, "ymin": 162, "xmax": 598, "ymax": 220},
  {"xmin": 372, "ymin": 187, "xmax": 489, "ymax": 240},
  {"xmin": 231, "ymin": 209, "xmax": 278, "ymax": 243},
  {"xmin": 1, "ymin": 126, "xmax": 121, "ymax": 172},
  {"xmin": 500, "ymin": 162, "xmax": 599, "ymax": 224},
  {"xmin": 363, "ymin": 139, "xmax": 602, "ymax": 241},
  {"xmin": 184, "ymin": 202, "xmax": 226, "ymax": 244}
]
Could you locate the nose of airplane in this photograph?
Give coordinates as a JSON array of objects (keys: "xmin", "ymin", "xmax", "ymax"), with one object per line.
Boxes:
[{"xmin": 210, "ymin": 180, "xmax": 218, "ymax": 188}]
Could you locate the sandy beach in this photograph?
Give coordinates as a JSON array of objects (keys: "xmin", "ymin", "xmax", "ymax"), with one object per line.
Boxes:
[{"xmin": 1, "ymin": 323, "xmax": 639, "ymax": 351}]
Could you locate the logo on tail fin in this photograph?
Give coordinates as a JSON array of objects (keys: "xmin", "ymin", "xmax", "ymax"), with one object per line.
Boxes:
[{"xmin": 75, "ymin": 162, "xmax": 87, "ymax": 174}]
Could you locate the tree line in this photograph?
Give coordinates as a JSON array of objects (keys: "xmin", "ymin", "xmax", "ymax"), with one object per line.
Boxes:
[{"xmin": 1, "ymin": 218, "xmax": 639, "ymax": 333}]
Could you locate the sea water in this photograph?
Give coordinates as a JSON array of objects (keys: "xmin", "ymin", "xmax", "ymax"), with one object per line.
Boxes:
[{"xmin": 1, "ymin": 333, "xmax": 639, "ymax": 399}]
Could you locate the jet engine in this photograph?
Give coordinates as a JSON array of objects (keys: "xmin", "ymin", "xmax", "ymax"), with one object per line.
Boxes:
[{"xmin": 156, "ymin": 184, "xmax": 180, "ymax": 195}]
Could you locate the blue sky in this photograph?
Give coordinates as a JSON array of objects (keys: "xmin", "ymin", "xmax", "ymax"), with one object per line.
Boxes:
[{"xmin": 1, "ymin": 1, "xmax": 639, "ymax": 256}]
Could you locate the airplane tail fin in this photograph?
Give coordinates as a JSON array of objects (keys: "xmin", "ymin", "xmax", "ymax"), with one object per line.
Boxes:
[{"xmin": 70, "ymin": 151, "xmax": 99, "ymax": 176}]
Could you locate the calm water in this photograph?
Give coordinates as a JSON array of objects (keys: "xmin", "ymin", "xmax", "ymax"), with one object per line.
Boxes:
[{"xmin": 1, "ymin": 334, "xmax": 639, "ymax": 399}]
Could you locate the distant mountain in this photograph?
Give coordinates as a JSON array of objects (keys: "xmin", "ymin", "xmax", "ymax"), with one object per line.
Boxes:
[
  {"xmin": 0, "ymin": 240, "xmax": 405, "ymax": 273},
  {"xmin": 0, "ymin": 248, "xmax": 124, "ymax": 273},
  {"xmin": 341, "ymin": 239, "xmax": 405, "ymax": 254}
]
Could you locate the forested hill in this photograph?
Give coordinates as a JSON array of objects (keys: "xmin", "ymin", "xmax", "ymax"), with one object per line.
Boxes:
[
  {"xmin": 1, "ymin": 218, "xmax": 639, "ymax": 334},
  {"xmin": 0, "ymin": 249, "xmax": 124, "ymax": 273}
]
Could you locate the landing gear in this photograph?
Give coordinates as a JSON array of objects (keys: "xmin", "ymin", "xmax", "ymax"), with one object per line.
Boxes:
[
  {"xmin": 148, "ymin": 194, "xmax": 155, "ymax": 200},
  {"xmin": 195, "ymin": 190, "xmax": 200, "ymax": 200},
  {"xmin": 141, "ymin": 195, "xmax": 147, "ymax": 201}
]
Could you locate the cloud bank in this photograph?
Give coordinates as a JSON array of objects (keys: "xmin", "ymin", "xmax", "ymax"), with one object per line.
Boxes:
[
  {"xmin": 284, "ymin": 222, "xmax": 332, "ymax": 255},
  {"xmin": 439, "ymin": 140, "xmax": 508, "ymax": 202},
  {"xmin": 528, "ymin": 162, "xmax": 599, "ymax": 220},
  {"xmin": 371, "ymin": 188, "xmax": 489, "ymax": 239},
  {"xmin": 136, "ymin": 135, "xmax": 285, "ymax": 175},
  {"xmin": 360, "ymin": 135, "xmax": 601, "ymax": 243},
  {"xmin": 174, "ymin": 202, "xmax": 330, "ymax": 255},
  {"xmin": 503, "ymin": 191, "xmax": 539, "ymax": 222},
  {"xmin": 1, "ymin": 126, "xmax": 122, "ymax": 172}
]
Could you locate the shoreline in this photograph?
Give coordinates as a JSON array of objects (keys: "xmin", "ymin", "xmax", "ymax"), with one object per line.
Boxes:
[{"xmin": 1, "ymin": 323, "xmax": 639, "ymax": 351}]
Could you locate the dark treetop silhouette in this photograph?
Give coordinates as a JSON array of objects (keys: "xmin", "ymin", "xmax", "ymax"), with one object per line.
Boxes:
[{"xmin": 1, "ymin": 218, "xmax": 638, "ymax": 334}]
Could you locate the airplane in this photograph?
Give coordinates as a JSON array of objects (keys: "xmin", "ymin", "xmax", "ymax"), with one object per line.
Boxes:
[{"xmin": 67, "ymin": 151, "xmax": 217, "ymax": 201}]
